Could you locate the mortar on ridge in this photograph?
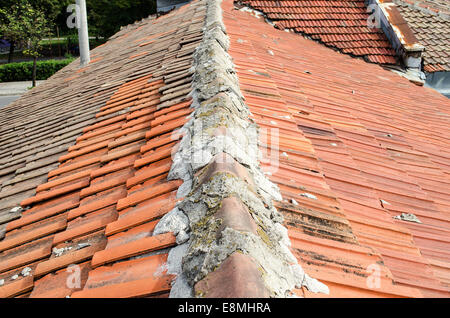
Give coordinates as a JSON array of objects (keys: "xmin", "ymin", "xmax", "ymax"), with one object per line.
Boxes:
[{"xmin": 154, "ymin": 0, "xmax": 329, "ymax": 298}]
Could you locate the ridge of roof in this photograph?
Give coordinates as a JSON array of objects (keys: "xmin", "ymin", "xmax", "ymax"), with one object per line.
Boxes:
[{"xmin": 154, "ymin": 0, "xmax": 329, "ymax": 298}]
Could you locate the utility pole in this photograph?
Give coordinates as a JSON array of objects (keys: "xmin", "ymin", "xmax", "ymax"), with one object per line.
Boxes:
[{"xmin": 76, "ymin": 0, "xmax": 90, "ymax": 66}]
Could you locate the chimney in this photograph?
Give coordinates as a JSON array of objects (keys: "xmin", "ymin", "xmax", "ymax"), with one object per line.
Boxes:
[{"xmin": 366, "ymin": 0, "xmax": 425, "ymax": 83}]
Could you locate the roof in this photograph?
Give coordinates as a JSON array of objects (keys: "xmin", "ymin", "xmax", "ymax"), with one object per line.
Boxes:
[
  {"xmin": 225, "ymin": 0, "xmax": 450, "ymax": 297},
  {"xmin": 157, "ymin": 0, "xmax": 192, "ymax": 12},
  {"xmin": 395, "ymin": 0, "xmax": 450, "ymax": 16},
  {"xmin": 0, "ymin": 1, "xmax": 204, "ymax": 298},
  {"xmin": 395, "ymin": 0, "xmax": 450, "ymax": 72},
  {"xmin": 237, "ymin": 0, "xmax": 398, "ymax": 65},
  {"xmin": 0, "ymin": 0, "xmax": 450, "ymax": 298}
]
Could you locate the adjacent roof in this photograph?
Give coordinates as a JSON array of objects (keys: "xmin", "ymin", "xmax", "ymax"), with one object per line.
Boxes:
[
  {"xmin": 237, "ymin": 0, "xmax": 398, "ymax": 65},
  {"xmin": 396, "ymin": 0, "xmax": 450, "ymax": 16},
  {"xmin": 395, "ymin": 0, "xmax": 450, "ymax": 72},
  {"xmin": 0, "ymin": 0, "xmax": 449, "ymax": 298}
]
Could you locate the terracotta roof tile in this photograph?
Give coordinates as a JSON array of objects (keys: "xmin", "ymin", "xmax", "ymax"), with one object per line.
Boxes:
[
  {"xmin": 0, "ymin": 275, "xmax": 34, "ymax": 298},
  {"xmin": 105, "ymin": 192, "xmax": 178, "ymax": 237},
  {"xmin": 33, "ymin": 233, "xmax": 107, "ymax": 278},
  {"xmin": 29, "ymin": 262, "xmax": 91, "ymax": 298},
  {"xmin": 71, "ymin": 254, "xmax": 173, "ymax": 298}
]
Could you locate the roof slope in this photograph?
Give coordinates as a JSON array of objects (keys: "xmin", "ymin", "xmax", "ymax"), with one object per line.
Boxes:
[
  {"xmin": 0, "ymin": 3, "xmax": 200, "ymax": 237},
  {"xmin": 225, "ymin": 0, "xmax": 450, "ymax": 297},
  {"xmin": 238, "ymin": 0, "xmax": 398, "ymax": 65},
  {"xmin": 0, "ymin": 1, "xmax": 206, "ymax": 297},
  {"xmin": 395, "ymin": 1, "xmax": 450, "ymax": 72},
  {"xmin": 0, "ymin": 0, "xmax": 449, "ymax": 298},
  {"xmin": 395, "ymin": 0, "xmax": 450, "ymax": 16}
]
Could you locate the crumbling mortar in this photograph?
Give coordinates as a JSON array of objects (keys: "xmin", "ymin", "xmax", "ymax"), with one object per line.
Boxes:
[{"xmin": 158, "ymin": 0, "xmax": 328, "ymax": 298}]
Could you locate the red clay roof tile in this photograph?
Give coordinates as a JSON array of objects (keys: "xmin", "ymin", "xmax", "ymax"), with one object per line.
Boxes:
[
  {"xmin": 71, "ymin": 253, "xmax": 173, "ymax": 298},
  {"xmin": 116, "ymin": 180, "xmax": 182, "ymax": 211},
  {"xmin": 53, "ymin": 206, "xmax": 118, "ymax": 245},
  {"xmin": 20, "ymin": 178, "xmax": 90, "ymax": 208},
  {"xmin": 105, "ymin": 192, "xmax": 178, "ymax": 236},
  {"xmin": 29, "ymin": 262, "xmax": 91, "ymax": 298},
  {"xmin": 0, "ymin": 215, "xmax": 67, "ymax": 253},
  {"xmin": 47, "ymin": 157, "xmax": 101, "ymax": 179},
  {"xmin": 67, "ymin": 187, "xmax": 126, "ymax": 221},
  {"xmin": 0, "ymin": 0, "xmax": 206, "ymax": 299},
  {"xmin": 0, "ymin": 275, "xmax": 34, "ymax": 298},
  {"xmin": 34, "ymin": 234, "xmax": 107, "ymax": 278},
  {"xmin": 0, "ymin": 237, "xmax": 53, "ymax": 273},
  {"xmin": 91, "ymin": 232, "xmax": 175, "ymax": 268},
  {"xmin": 195, "ymin": 252, "xmax": 271, "ymax": 298},
  {"xmin": 6, "ymin": 195, "xmax": 79, "ymax": 232}
]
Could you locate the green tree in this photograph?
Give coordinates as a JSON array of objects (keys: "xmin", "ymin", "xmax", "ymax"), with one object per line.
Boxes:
[
  {"xmin": 0, "ymin": 1, "xmax": 51, "ymax": 87},
  {"xmin": 0, "ymin": 0, "xmax": 20, "ymax": 63},
  {"xmin": 28, "ymin": 0, "xmax": 67, "ymax": 22},
  {"xmin": 0, "ymin": 0, "xmax": 157, "ymax": 63},
  {"xmin": 86, "ymin": 0, "xmax": 157, "ymax": 39},
  {"xmin": 0, "ymin": 0, "xmax": 66, "ymax": 62}
]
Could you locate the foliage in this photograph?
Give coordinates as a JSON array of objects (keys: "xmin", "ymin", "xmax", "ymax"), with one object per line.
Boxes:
[
  {"xmin": 0, "ymin": 0, "xmax": 66, "ymax": 22},
  {"xmin": 85, "ymin": 0, "xmax": 157, "ymax": 38},
  {"xmin": 0, "ymin": 58, "xmax": 74, "ymax": 82},
  {"xmin": 0, "ymin": 1, "xmax": 51, "ymax": 58},
  {"xmin": 1, "ymin": 0, "xmax": 157, "ymax": 44},
  {"xmin": 28, "ymin": 0, "xmax": 69, "ymax": 22},
  {"xmin": 38, "ymin": 37, "xmax": 106, "ymax": 57}
]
